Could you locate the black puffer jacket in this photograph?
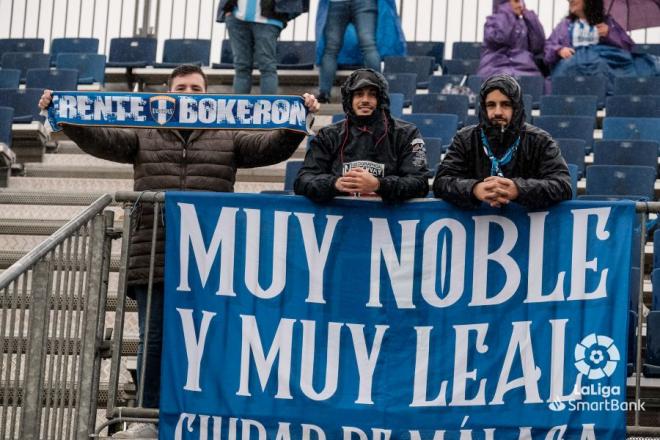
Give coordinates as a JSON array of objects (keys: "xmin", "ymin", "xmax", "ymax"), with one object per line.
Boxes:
[
  {"xmin": 433, "ymin": 74, "xmax": 572, "ymax": 209},
  {"xmin": 294, "ymin": 69, "xmax": 429, "ymax": 203},
  {"xmin": 64, "ymin": 125, "xmax": 305, "ymax": 286}
]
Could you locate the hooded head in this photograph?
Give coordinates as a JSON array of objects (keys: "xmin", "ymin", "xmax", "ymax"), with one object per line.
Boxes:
[
  {"xmin": 479, "ymin": 74, "xmax": 526, "ymax": 149},
  {"xmin": 493, "ymin": 0, "xmax": 525, "ymax": 15},
  {"xmin": 341, "ymin": 68, "xmax": 391, "ymax": 124}
]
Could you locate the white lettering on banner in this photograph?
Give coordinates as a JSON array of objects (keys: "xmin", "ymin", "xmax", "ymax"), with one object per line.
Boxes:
[
  {"xmin": 548, "ymin": 319, "xmax": 582, "ymax": 403},
  {"xmin": 526, "ymin": 212, "xmax": 566, "ymax": 303},
  {"xmin": 471, "ymin": 216, "xmax": 521, "ymax": 306},
  {"xmin": 299, "ymin": 320, "xmax": 342, "ymax": 401},
  {"xmin": 178, "ymin": 308, "xmax": 216, "ymax": 392},
  {"xmin": 244, "ymin": 209, "xmax": 291, "ymax": 299},
  {"xmin": 93, "ymin": 96, "xmax": 112, "ymax": 120},
  {"xmin": 272, "ymin": 99, "xmax": 290, "ymax": 124},
  {"xmin": 450, "ymin": 324, "xmax": 489, "ymax": 406},
  {"xmin": 57, "ymin": 95, "xmax": 77, "ymax": 118},
  {"xmin": 180, "ymin": 96, "xmax": 198, "ymax": 123},
  {"xmin": 217, "ymin": 99, "xmax": 237, "ymax": 124},
  {"xmin": 76, "ymin": 95, "xmax": 91, "ymax": 120},
  {"xmin": 237, "ymin": 99, "xmax": 253, "ymax": 124},
  {"xmin": 198, "ymin": 98, "xmax": 216, "ymax": 124},
  {"xmin": 114, "ymin": 96, "xmax": 129, "ymax": 120},
  {"xmin": 368, "ymin": 219, "xmax": 419, "ymax": 309},
  {"xmin": 410, "ymin": 326, "xmax": 449, "ymax": 407},
  {"xmin": 348, "ymin": 323, "xmax": 389, "ymax": 405},
  {"xmin": 568, "ymin": 207, "xmax": 611, "ymax": 301},
  {"xmin": 252, "ymin": 100, "xmax": 272, "ymax": 125},
  {"xmin": 129, "ymin": 96, "xmax": 146, "ymax": 121}
]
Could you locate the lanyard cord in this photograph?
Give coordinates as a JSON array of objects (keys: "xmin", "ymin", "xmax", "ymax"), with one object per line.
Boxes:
[{"xmin": 480, "ymin": 128, "xmax": 521, "ymax": 177}]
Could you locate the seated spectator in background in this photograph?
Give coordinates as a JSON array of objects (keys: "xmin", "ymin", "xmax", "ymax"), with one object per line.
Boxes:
[
  {"xmin": 295, "ymin": 68, "xmax": 429, "ymax": 202},
  {"xmin": 544, "ymin": 0, "xmax": 659, "ymax": 91},
  {"xmin": 216, "ymin": 0, "xmax": 309, "ymax": 94},
  {"xmin": 434, "ymin": 74, "xmax": 572, "ymax": 210},
  {"xmin": 477, "ymin": 0, "xmax": 546, "ymax": 78}
]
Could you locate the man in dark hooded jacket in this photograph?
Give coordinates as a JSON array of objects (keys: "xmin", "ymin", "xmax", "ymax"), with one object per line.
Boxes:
[
  {"xmin": 294, "ymin": 68, "xmax": 429, "ymax": 202},
  {"xmin": 434, "ymin": 74, "xmax": 572, "ymax": 210}
]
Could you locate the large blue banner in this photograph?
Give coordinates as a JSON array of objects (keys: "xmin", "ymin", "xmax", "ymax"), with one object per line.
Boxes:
[{"xmin": 162, "ymin": 193, "xmax": 635, "ymax": 439}]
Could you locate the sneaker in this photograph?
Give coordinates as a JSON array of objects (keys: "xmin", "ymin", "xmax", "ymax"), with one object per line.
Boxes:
[
  {"xmin": 112, "ymin": 422, "xmax": 158, "ymax": 439},
  {"xmin": 317, "ymin": 92, "xmax": 330, "ymax": 104}
]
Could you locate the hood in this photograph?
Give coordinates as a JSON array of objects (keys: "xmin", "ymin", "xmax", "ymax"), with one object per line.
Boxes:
[
  {"xmin": 493, "ymin": 0, "xmax": 524, "ymax": 14},
  {"xmin": 341, "ymin": 68, "xmax": 391, "ymax": 122},
  {"xmin": 479, "ymin": 74, "xmax": 526, "ymax": 150}
]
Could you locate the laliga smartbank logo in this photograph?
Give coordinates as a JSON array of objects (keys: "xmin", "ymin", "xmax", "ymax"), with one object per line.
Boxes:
[{"xmin": 548, "ymin": 333, "xmax": 644, "ymax": 412}]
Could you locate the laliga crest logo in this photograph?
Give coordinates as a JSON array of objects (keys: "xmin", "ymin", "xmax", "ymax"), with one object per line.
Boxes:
[
  {"xmin": 149, "ymin": 95, "xmax": 176, "ymax": 125},
  {"xmin": 574, "ymin": 333, "xmax": 620, "ymax": 380}
]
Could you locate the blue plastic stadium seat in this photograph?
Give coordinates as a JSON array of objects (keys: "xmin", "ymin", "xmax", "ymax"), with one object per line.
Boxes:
[
  {"xmin": 0, "ymin": 69, "xmax": 20, "ymax": 89},
  {"xmin": 452, "ymin": 42, "xmax": 482, "ymax": 59},
  {"xmin": 384, "ymin": 73, "xmax": 417, "ymax": 107},
  {"xmin": 613, "ymin": 76, "xmax": 660, "ymax": 96},
  {"xmin": 212, "ymin": 39, "xmax": 235, "ymax": 69},
  {"xmin": 551, "ymin": 75, "xmax": 607, "ymax": 108},
  {"xmin": 567, "ymin": 163, "xmax": 578, "ymax": 199},
  {"xmin": 556, "ymin": 138, "xmax": 586, "ymax": 178},
  {"xmin": 0, "ymin": 106, "xmax": 13, "ymax": 146},
  {"xmin": 0, "ymin": 52, "xmax": 50, "ymax": 82},
  {"xmin": 606, "ymin": 95, "xmax": 660, "ymax": 118},
  {"xmin": 602, "ymin": 117, "xmax": 660, "ymax": 144},
  {"xmin": 155, "ymin": 39, "xmax": 211, "ymax": 68},
  {"xmin": 284, "ymin": 160, "xmax": 304, "ymax": 191},
  {"xmin": 540, "ymin": 95, "xmax": 598, "ymax": 117},
  {"xmin": 466, "ymin": 75, "xmax": 483, "ymax": 95},
  {"xmin": 49, "ymin": 37, "xmax": 99, "ymax": 65},
  {"xmin": 516, "ymin": 75, "xmax": 544, "ymax": 108},
  {"xmin": 25, "ymin": 68, "xmax": 78, "ymax": 90},
  {"xmin": 652, "ymin": 267, "xmax": 660, "ymax": 310},
  {"xmin": 107, "ymin": 37, "xmax": 157, "ymax": 68},
  {"xmin": 412, "ymin": 93, "xmax": 469, "ymax": 127},
  {"xmin": 0, "ymin": 88, "xmax": 45, "ymax": 123},
  {"xmin": 642, "ymin": 311, "xmax": 660, "ymax": 377},
  {"xmin": 634, "ymin": 43, "xmax": 660, "ymax": 56},
  {"xmin": 401, "ymin": 113, "xmax": 458, "ymax": 141},
  {"xmin": 534, "ymin": 115, "xmax": 595, "ymax": 151},
  {"xmin": 424, "ymin": 137, "xmax": 443, "ymax": 171},
  {"xmin": 56, "ymin": 53, "xmax": 106, "ymax": 84},
  {"xmin": 383, "ymin": 56, "xmax": 434, "ymax": 89},
  {"xmin": 389, "ymin": 93, "xmax": 404, "ymax": 118},
  {"xmin": 276, "ymin": 41, "xmax": 315, "ymax": 70},
  {"xmin": 0, "ymin": 38, "xmax": 44, "ymax": 60},
  {"xmin": 331, "ymin": 113, "xmax": 344, "ymax": 124},
  {"xmin": 442, "ymin": 59, "xmax": 479, "ymax": 75},
  {"xmin": 593, "ymin": 140, "xmax": 658, "ymax": 169},
  {"xmin": 406, "ymin": 41, "xmax": 445, "ymax": 70},
  {"xmin": 584, "ymin": 165, "xmax": 656, "ymax": 199},
  {"xmin": 428, "ymin": 75, "xmax": 466, "ymax": 94}
]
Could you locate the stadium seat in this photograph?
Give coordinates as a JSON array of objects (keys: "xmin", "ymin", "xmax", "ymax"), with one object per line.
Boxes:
[
  {"xmin": 466, "ymin": 75, "xmax": 483, "ymax": 95},
  {"xmin": 107, "ymin": 37, "xmax": 157, "ymax": 67},
  {"xmin": 25, "ymin": 68, "xmax": 78, "ymax": 90},
  {"xmin": 389, "ymin": 93, "xmax": 404, "ymax": 118},
  {"xmin": 0, "ymin": 106, "xmax": 13, "ymax": 146},
  {"xmin": 0, "ymin": 52, "xmax": 50, "ymax": 82},
  {"xmin": 652, "ymin": 268, "xmax": 660, "ymax": 310},
  {"xmin": 556, "ymin": 139, "xmax": 586, "ymax": 178},
  {"xmin": 406, "ymin": 41, "xmax": 444, "ymax": 70},
  {"xmin": 424, "ymin": 137, "xmax": 443, "ymax": 171},
  {"xmin": 412, "ymin": 93, "xmax": 469, "ymax": 127},
  {"xmin": 593, "ymin": 140, "xmax": 658, "ymax": 169},
  {"xmin": 384, "ymin": 73, "xmax": 417, "ymax": 107},
  {"xmin": 630, "ymin": 266, "xmax": 641, "ymax": 313},
  {"xmin": 212, "ymin": 39, "xmax": 235, "ymax": 69},
  {"xmin": 0, "ymin": 88, "xmax": 44, "ymax": 123},
  {"xmin": 401, "ymin": 113, "xmax": 458, "ymax": 141},
  {"xmin": 635, "ymin": 43, "xmax": 660, "ymax": 57},
  {"xmin": 539, "ymin": 95, "xmax": 598, "ymax": 117},
  {"xmin": 614, "ymin": 76, "xmax": 660, "ymax": 96},
  {"xmin": 155, "ymin": 39, "xmax": 211, "ymax": 68},
  {"xmin": 49, "ymin": 37, "xmax": 99, "ymax": 65},
  {"xmin": 602, "ymin": 117, "xmax": 660, "ymax": 144},
  {"xmin": 551, "ymin": 75, "xmax": 607, "ymax": 108},
  {"xmin": 0, "ymin": 106, "xmax": 13, "ymax": 187},
  {"xmin": 605, "ymin": 95, "xmax": 660, "ymax": 118},
  {"xmin": 442, "ymin": 59, "xmax": 479, "ymax": 75},
  {"xmin": 284, "ymin": 160, "xmax": 303, "ymax": 191},
  {"xmin": 383, "ymin": 56, "xmax": 434, "ymax": 88},
  {"xmin": 567, "ymin": 164, "xmax": 578, "ymax": 199},
  {"xmin": 0, "ymin": 38, "xmax": 44, "ymax": 60},
  {"xmin": 642, "ymin": 311, "xmax": 660, "ymax": 377},
  {"xmin": 452, "ymin": 42, "xmax": 482, "ymax": 59},
  {"xmin": 428, "ymin": 75, "xmax": 466, "ymax": 94},
  {"xmin": 584, "ymin": 165, "xmax": 656, "ymax": 200},
  {"xmin": 534, "ymin": 115, "xmax": 595, "ymax": 151},
  {"xmin": 56, "ymin": 53, "xmax": 106, "ymax": 84},
  {"xmin": 516, "ymin": 75, "xmax": 544, "ymax": 108},
  {"xmin": 331, "ymin": 113, "xmax": 344, "ymax": 124},
  {"xmin": 276, "ymin": 41, "xmax": 315, "ymax": 70},
  {"xmin": 0, "ymin": 69, "xmax": 20, "ymax": 88}
]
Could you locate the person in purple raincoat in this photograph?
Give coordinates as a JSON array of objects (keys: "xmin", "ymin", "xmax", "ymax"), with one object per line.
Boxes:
[
  {"xmin": 477, "ymin": 0, "xmax": 546, "ymax": 78},
  {"xmin": 544, "ymin": 0, "xmax": 658, "ymax": 91}
]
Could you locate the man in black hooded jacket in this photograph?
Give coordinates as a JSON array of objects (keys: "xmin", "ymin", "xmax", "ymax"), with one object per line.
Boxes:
[
  {"xmin": 434, "ymin": 74, "xmax": 572, "ymax": 210},
  {"xmin": 294, "ymin": 68, "xmax": 429, "ymax": 202}
]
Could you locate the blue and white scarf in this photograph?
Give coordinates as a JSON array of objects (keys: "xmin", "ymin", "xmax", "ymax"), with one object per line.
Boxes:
[{"xmin": 46, "ymin": 92, "xmax": 311, "ymax": 133}]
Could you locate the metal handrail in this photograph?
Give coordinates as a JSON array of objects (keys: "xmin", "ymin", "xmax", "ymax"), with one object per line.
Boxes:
[{"xmin": 0, "ymin": 193, "xmax": 113, "ymax": 290}]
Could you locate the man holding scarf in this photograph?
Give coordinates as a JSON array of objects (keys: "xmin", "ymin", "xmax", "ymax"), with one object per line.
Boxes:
[
  {"xmin": 434, "ymin": 74, "xmax": 572, "ymax": 210},
  {"xmin": 38, "ymin": 64, "xmax": 319, "ymax": 439}
]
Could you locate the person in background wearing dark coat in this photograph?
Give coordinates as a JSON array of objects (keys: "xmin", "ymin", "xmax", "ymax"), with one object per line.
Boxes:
[
  {"xmin": 39, "ymin": 64, "xmax": 319, "ymax": 439},
  {"xmin": 434, "ymin": 74, "xmax": 572, "ymax": 210},
  {"xmin": 477, "ymin": 0, "xmax": 546, "ymax": 78},
  {"xmin": 216, "ymin": 0, "xmax": 309, "ymax": 94},
  {"xmin": 295, "ymin": 68, "xmax": 429, "ymax": 203}
]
